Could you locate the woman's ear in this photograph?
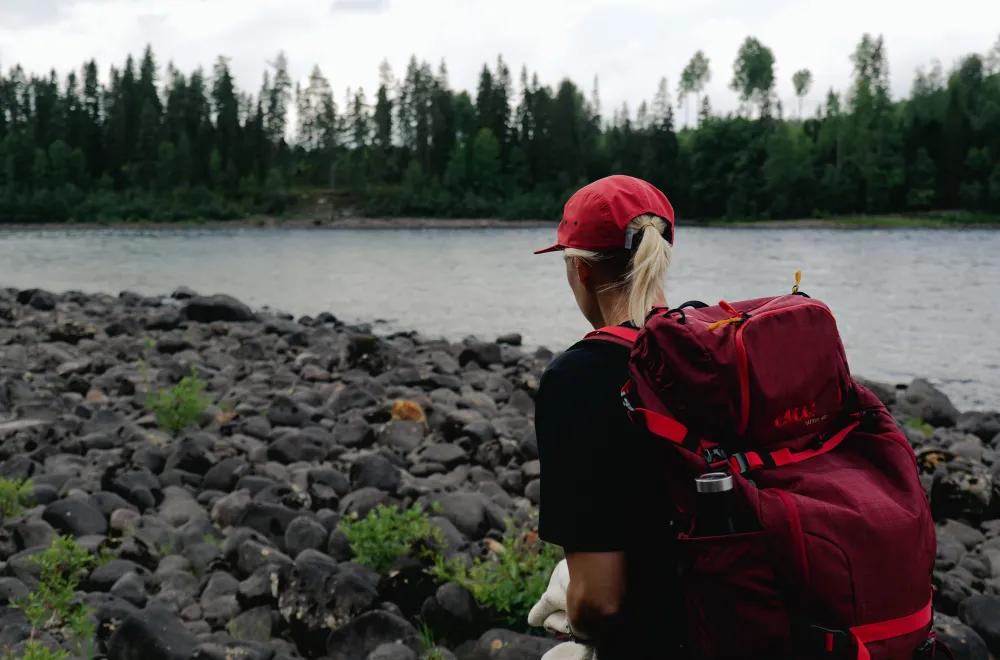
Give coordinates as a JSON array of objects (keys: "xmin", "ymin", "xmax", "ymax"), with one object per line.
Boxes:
[{"xmin": 575, "ymin": 260, "xmax": 593, "ymax": 291}]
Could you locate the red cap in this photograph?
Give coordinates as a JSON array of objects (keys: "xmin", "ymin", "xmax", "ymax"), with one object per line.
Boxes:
[{"xmin": 534, "ymin": 175, "xmax": 675, "ymax": 255}]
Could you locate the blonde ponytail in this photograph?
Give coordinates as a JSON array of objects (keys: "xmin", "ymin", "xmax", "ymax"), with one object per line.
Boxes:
[
  {"xmin": 624, "ymin": 214, "xmax": 673, "ymax": 327},
  {"xmin": 563, "ymin": 213, "xmax": 673, "ymax": 328}
]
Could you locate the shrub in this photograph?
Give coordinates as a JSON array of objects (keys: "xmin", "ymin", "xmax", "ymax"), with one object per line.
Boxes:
[
  {"xmin": 340, "ymin": 503, "xmax": 562, "ymax": 632},
  {"xmin": 145, "ymin": 369, "xmax": 210, "ymax": 434},
  {"xmin": 0, "ymin": 477, "xmax": 34, "ymax": 518},
  {"xmin": 3, "ymin": 641, "xmax": 70, "ymax": 660},
  {"xmin": 338, "ymin": 503, "xmax": 443, "ymax": 575},
  {"xmin": 907, "ymin": 417, "xmax": 935, "ymax": 437},
  {"xmin": 10, "ymin": 535, "xmax": 97, "ymax": 658},
  {"xmin": 431, "ymin": 514, "xmax": 561, "ymax": 629}
]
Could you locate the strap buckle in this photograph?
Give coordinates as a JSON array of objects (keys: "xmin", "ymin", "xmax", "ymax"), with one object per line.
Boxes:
[
  {"xmin": 913, "ymin": 634, "xmax": 939, "ymax": 660},
  {"xmin": 800, "ymin": 624, "xmax": 852, "ymax": 655},
  {"xmin": 730, "ymin": 452, "xmax": 751, "ymax": 474},
  {"xmin": 703, "ymin": 446, "xmax": 729, "ymax": 465}
]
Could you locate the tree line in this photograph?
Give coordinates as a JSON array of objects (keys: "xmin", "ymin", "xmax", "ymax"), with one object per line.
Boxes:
[{"xmin": 1, "ymin": 34, "xmax": 999, "ymax": 224}]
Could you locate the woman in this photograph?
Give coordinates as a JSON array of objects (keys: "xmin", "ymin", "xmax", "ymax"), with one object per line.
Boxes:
[{"xmin": 533, "ymin": 174, "xmax": 684, "ymax": 658}]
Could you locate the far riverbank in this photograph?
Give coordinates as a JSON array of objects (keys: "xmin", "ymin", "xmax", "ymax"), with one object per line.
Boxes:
[{"xmin": 2, "ymin": 212, "xmax": 1000, "ymax": 231}]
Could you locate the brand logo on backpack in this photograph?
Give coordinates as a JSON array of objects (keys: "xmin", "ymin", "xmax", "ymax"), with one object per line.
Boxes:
[{"xmin": 774, "ymin": 402, "xmax": 821, "ymax": 428}]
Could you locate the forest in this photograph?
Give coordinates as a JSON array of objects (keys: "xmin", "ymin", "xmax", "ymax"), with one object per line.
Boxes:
[{"xmin": 0, "ymin": 33, "xmax": 999, "ymax": 224}]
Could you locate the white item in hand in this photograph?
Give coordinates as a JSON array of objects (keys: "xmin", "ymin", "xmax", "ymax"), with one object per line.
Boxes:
[{"xmin": 527, "ymin": 559, "xmax": 597, "ymax": 660}]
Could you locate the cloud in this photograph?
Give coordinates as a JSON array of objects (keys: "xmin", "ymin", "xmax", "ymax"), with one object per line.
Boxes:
[
  {"xmin": 331, "ymin": 0, "xmax": 391, "ymax": 12},
  {"xmin": 0, "ymin": 0, "xmax": 88, "ymax": 27},
  {"xmin": 0, "ymin": 0, "xmax": 163, "ymax": 29}
]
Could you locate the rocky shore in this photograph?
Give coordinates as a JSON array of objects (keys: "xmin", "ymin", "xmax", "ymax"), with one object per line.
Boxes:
[{"xmin": 1, "ymin": 286, "xmax": 999, "ymax": 660}]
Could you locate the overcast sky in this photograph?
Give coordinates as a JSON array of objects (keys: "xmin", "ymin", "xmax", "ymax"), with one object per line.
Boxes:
[{"xmin": 1, "ymin": 0, "xmax": 997, "ymax": 126}]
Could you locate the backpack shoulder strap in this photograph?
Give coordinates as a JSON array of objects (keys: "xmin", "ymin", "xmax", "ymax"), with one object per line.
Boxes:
[{"xmin": 582, "ymin": 325, "xmax": 639, "ymax": 349}]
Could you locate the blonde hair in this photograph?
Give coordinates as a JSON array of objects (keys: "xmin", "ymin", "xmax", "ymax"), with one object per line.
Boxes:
[{"xmin": 564, "ymin": 214, "xmax": 674, "ymax": 327}]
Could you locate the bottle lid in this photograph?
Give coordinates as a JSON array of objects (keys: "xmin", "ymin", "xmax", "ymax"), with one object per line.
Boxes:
[{"xmin": 695, "ymin": 472, "xmax": 734, "ymax": 493}]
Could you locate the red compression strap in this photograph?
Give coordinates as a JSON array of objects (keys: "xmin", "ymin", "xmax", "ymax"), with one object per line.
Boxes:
[
  {"xmin": 849, "ymin": 595, "xmax": 933, "ymax": 660},
  {"xmin": 614, "ymin": 348, "xmax": 697, "ymax": 452},
  {"xmin": 630, "ymin": 407, "xmax": 690, "ymax": 445},
  {"xmin": 584, "ymin": 326, "xmax": 639, "ymax": 344},
  {"xmin": 729, "ymin": 421, "xmax": 860, "ymax": 473}
]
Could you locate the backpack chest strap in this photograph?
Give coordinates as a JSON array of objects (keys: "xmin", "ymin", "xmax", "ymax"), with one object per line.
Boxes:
[
  {"xmin": 727, "ymin": 419, "xmax": 862, "ymax": 474},
  {"xmin": 623, "ymin": 383, "xmax": 869, "ymax": 474}
]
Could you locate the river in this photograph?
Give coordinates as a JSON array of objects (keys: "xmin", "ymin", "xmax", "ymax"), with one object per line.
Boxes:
[{"xmin": 1, "ymin": 225, "xmax": 997, "ymax": 410}]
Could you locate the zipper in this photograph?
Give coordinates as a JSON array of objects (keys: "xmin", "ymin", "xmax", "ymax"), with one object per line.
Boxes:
[
  {"xmin": 735, "ymin": 321, "xmax": 752, "ymax": 435},
  {"xmin": 733, "ymin": 300, "xmax": 836, "ymax": 435}
]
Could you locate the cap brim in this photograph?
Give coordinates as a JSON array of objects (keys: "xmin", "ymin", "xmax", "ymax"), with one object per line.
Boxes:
[{"xmin": 533, "ymin": 243, "xmax": 565, "ymax": 255}]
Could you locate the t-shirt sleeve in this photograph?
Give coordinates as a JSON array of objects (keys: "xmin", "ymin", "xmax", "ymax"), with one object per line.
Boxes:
[{"xmin": 534, "ymin": 356, "xmax": 629, "ymax": 553}]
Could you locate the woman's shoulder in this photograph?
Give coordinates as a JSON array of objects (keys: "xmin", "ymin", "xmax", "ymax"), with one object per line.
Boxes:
[
  {"xmin": 535, "ymin": 338, "xmax": 635, "ymax": 443},
  {"xmin": 539, "ymin": 339, "xmax": 631, "ymax": 394}
]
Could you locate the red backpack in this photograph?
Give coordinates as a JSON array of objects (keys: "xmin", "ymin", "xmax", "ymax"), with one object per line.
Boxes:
[{"xmin": 584, "ymin": 273, "xmax": 946, "ymax": 660}]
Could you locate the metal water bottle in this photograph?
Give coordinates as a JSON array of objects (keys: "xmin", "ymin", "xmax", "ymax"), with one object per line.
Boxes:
[{"xmin": 693, "ymin": 472, "xmax": 738, "ymax": 537}]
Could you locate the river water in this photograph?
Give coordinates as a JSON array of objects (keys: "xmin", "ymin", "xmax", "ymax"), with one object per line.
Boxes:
[{"xmin": 1, "ymin": 226, "xmax": 997, "ymax": 410}]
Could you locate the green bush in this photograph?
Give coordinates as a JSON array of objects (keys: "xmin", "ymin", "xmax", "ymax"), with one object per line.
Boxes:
[
  {"xmin": 10, "ymin": 535, "xmax": 97, "ymax": 659},
  {"xmin": 340, "ymin": 503, "xmax": 562, "ymax": 631},
  {"xmin": 145, "ymin": 369, "xmax": 210, "ymax": 434},
  {"xmin": 907, "ymin": 417, "xmax": 935, "ymax": 437},
  {"xmin": 0, "ymin": 477, "xmax": 34, "ymax": 518},
  {"xmin": 430, "ymin": 515, "xmax": 561, "ymax": 629},
  {"xmin": 3, "ymin": 641, "xmax": 70, "ymax": 660},
  {"xmin": 338, "ymin": 503, "xmax": 444, "ymax": 575}
]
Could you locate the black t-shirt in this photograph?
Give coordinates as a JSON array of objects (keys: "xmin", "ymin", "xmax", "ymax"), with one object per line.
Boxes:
[{"xmin": 534, "ymin": 329, "xmax": 684, "ymax": 657}]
